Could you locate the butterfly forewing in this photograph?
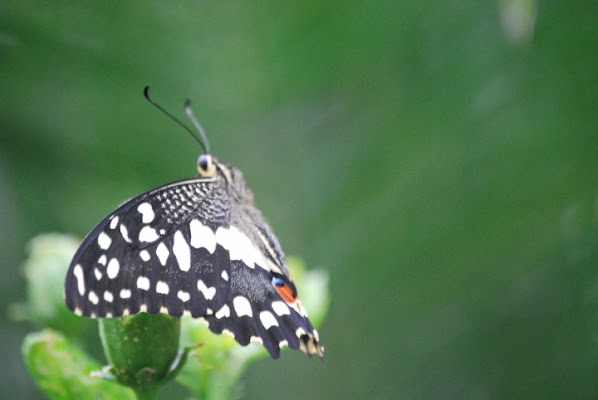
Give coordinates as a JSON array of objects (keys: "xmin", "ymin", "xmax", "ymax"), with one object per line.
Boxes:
[
  {"xmin": 66, "ymin": 177, "xmax": 228, "ymax": 316},
  {"xmin": 65, "ymin": 166, "xmax": 323, "ymax": 359}
]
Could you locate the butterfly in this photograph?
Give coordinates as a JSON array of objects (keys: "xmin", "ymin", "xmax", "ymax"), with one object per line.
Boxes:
[{"xmin": 64, "ymin": 86, "xmax": 323, "ymax": 359}]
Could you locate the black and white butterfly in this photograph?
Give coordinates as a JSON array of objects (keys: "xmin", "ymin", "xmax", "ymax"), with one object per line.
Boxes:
[{"xmin": 64, "ymin": 87, "xmax": 323, "ymax": 359}]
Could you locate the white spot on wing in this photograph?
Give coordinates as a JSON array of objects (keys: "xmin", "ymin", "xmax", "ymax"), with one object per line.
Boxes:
[
  {"xmin": 177, "ymin": 290, "xmax": 190, "ymax": 302},
  {"xmin": 120, "ymin": 224, "xmax": 132, "ymax": 243},
  {"xmin": 104, "ymin": 291, "xmax": 114, "ymax": 302},
  {"xmin": 215, "ymin": 304, "xmax": 230, "ymax": 319},
  {"xmin": 137, "ymin": 276, "xmax": 150, "ymax": 291},
  {"xmin": 173, "ymin": 230, "xmax": 191, "ymax": 271},
  {"xmin": 98, "ymin": 232, "xmax": 112, "ymax": 250},
  {"xmin": 156, "ymin": 280, "xmax": 169, "ymax": 294},
  {"xmin": 88, "ymin": 291, "xmax": 99, "ymax": 305},
  {"xmin": 222, "ymin": 329, "xmax": 235, "ymax": 338},
  {"xmin": 197, "ymin": 279, "xmax": 216, "ymax": 300},
  {"xmin": 278, "ymin": 339, "xmax": 288, "ymax": 349},
  {"xmin": 106, "ymin": 258, "xmax": 120, "ymax": 279},
  {"xmin": 189, "ymin": 219, "xmax": 216, "ymax": 253},
  {"xmin": 259, "ymin": 310, "xmax": 278, "ymax": 329},
  {"xmin": 284, "ymin": 299, "xmax": 306, "ymax": 317},
  {"xmin": 139, "ymin": 250, "xmax": 150, "ymax": 261},
  {"xmin": 233, "ymin": 296, "xmax": 253, "ymax": 317},
  {"xmin": 73, "ymin": 264, "xmax": 85, "ymax": 295},
  {"xmin": 94, "ymin": 268, "xmax": 102, "ymax": 280},
  {"xmin": 109, "ymin": 215, "xmax": 119, "ymax": 229},
  {"xmin": 137, "ymin": 202, "xmax": 155, "ymax": 223},
  {"xmin": 120, "ymin": 289, "xmax": 132, "ymax": 299},
  {"xmin": 215, "ymin": 226, "xmax": 260, "ymax": 269},
  {"xmin": 271, "ymin": 300, "xmax": 291, "ymax": 316},
  {"xmin": 98, "ymin": 254, "xmax": 107, "ymax": 265},
  {"xmin": 139, "ymin": 226, "xmax": 159, "ymax": 243},
  {"xmin": 156, "ymin": 242, "xmax": 169, "ymax": 266},
  {"xmin": 295, "ymin": 327, "xmax": 306, "ymax": 338},
  {"xmin": 221, "ymin": 270, "xmax": 229, "ymax": 281},
  {"xmin": 251, "ymin": 336, "xmax": 264, "ymax": 345}
]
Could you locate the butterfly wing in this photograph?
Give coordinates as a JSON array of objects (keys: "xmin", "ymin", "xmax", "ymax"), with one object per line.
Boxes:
[
  {"xmin": 204, "ymin": 261, "xmax": 322, "ymax": 358},
  {"xmin": 65, "ymin": 175, "xmax": 323, "ymax": 358},
  {"xmin": 65, "ymin": 176, "xmax": 231, "ymax": 318}
]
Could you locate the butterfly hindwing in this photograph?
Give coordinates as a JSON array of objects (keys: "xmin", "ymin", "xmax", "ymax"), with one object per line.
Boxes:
[{"xmin": 205, "ymin": 262, "xmax": 314, "ymax": 358}]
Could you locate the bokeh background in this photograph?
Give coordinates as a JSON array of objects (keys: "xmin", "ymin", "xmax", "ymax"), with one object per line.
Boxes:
[{"xmin": 2, "ymin": 1, "xmax": 598, "ymax": 399}]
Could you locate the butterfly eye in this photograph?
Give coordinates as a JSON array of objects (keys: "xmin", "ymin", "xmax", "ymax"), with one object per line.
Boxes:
[{"xmin": 197, "ymin": 154, "xmax": 215, "ymax": 176}]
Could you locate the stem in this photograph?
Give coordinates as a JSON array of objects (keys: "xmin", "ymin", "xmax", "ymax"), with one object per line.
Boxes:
[{"xmin": 134, "ymin": 387, "xmax": 158, "ymax": 400}]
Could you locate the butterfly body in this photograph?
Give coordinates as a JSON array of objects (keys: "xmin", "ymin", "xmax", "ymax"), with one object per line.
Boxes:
[{"xmin": 65, "ymin": 153, "xmax": 323, "ymax": 359}]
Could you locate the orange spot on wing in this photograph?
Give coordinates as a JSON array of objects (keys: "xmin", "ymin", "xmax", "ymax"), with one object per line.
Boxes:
[{"xmin": 274, "ymin": 283, "xmax": 296, "ymax": 304}]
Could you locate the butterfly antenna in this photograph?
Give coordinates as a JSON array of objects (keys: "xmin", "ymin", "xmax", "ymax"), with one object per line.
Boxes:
[
  {"xmin": 184, "ymin": 98, "xmax": 211, "ymax": 154},
  {"xmin": 143, "ymin": 85, "xmax": 208, "ymax": 154}
]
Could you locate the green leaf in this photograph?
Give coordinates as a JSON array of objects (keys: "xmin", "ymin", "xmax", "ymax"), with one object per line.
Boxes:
[
  {"xmin": 177, "ymin": 318, "xmax": 267, "ymax": 400},
  {"xmin": 11, "ymin": 233, "xmax": 92, "ymax": 335},
  {"xmin": 22, "ymin": 329, "xmax": 135, "ymax": 400}
]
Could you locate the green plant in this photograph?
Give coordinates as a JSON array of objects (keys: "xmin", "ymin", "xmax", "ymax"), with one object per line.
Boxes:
[{"xmin": 15, "ymin": 234, "xmax": 329, "ymax": 400}]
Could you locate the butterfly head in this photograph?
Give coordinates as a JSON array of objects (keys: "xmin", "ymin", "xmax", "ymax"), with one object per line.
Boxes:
[
  {"xmin": 197, "ymin": 154, "xmax": 217, "ymax": 177},
  {"xmin": 197, "ymin": 154, "xmax": 255, "ymax": 206}
]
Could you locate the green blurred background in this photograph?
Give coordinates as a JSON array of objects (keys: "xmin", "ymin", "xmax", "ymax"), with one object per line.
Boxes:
[{"xmin": 2, "ymin": 1, "xmax": 598, "ymax": 399}]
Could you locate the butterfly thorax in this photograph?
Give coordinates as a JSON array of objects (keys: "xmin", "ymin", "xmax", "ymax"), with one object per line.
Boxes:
[
  {"xmin": 208, "ymin": 156, "xmax": 289, "ymax": 278},
  {"xmin": 208, "ymin": 157, "xmax": 255, "ymax": 206}
]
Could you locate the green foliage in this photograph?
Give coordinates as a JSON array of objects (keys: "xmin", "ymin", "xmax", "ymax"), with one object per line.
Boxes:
[
  {"xmin": 3, "ymin": 1, "xmax": 598, "ymax": 399},
  {"xmin": 18, "ymin": 234, "xmax": 329, "ymax": 400},
  {"xmin": 22, "ymin": 329, "xmax": 135, "ymax": 400},
  {"xmin": 11, "ymin": 234, "xmax": 93, "ymax": 335}
]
